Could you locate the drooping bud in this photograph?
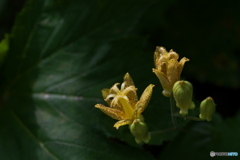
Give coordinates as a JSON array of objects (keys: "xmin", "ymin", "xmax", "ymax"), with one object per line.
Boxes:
[
  {"xmin": 173, "ymin": 80, "xmax": 195, "ymax": 115},
  {"xmin": 129, "ymin": 117, "xmax": 150, "ymax": 144},
  {"xmin": 199, "ymin": 97, "xmax": 216, "ymax": 121}
]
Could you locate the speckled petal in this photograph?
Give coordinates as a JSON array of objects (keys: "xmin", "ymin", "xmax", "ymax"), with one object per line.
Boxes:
[
  {"xmin": 154, "ymin": 50, "xmax": 160, "ymax": 67},
  {"xmin": 135, "ymin": 84, "xmax": 154, "ymax": 115},
  {"xmin": 169, "ymin": 50, "xmax": 179, "ymax": 60},
  {"xmin": 152, "ymin": 68, "xmax": 171, "ymax": 96},
  {"xmin": 95, "ymin": 104, "xmax": 124, "ymax": 120},
  {"xmin": 167, "ymin": 59, "xmax": 179, "ymax": 85},
  {"xmin": 110, "ymin": 97, "xmax": 123, "ymax": 110},
  {"xmin": 122, "ymin": 86, "xmax": 138, "ymax": 109},
  {"xmin": 160, "ymin": 62, "xmax": 167, "ymax": 74},
  {"xmin": 123, "ymin": 73, "xmax": 135, "ymax": 88},
  {"xmin": 109, "ymin": 83, "xmax": 120, "ymax": 94},
  {"xmin": 154, "ymin": 46, "xmax": 168, "ymax": 66}
]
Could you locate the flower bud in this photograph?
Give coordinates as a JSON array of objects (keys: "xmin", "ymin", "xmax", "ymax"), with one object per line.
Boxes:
[
  {"xmin": 129, "ymin": 118, "xmax": 150, "ymax": 144},
  {"xmin": 173, "ymin": 80, "xmax": 195, "ymax": 115},
  {"xmin": 199, "ymin": 97, "xmax": 216, "ymax": 121}
]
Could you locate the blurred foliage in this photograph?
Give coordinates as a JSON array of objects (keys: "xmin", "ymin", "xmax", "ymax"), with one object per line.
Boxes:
[
  {"xmin": 0, "ymin": 34, "xmax": 9, "ymax": 63},
  {"xmin": 0, "ymin": 0, "xmax": 26, "ymax": 39},
  {"xmin": 0, "ymin": 0, "xmax": 239, "ymax": 159}
]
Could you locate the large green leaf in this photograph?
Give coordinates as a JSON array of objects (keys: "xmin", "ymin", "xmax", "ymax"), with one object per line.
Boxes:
[
  {"xmin": 0, "ymin": 0, "xmax": 205, "ymax": 159},
  {"xmin": 0, "ymin": 0, "xmax": 160, "ymax": 159}
]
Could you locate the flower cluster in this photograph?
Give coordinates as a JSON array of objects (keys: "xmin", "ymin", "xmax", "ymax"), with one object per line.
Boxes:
[{"xmin": 94, "ymin": 46, "xmax": 216, "ymax": 144}]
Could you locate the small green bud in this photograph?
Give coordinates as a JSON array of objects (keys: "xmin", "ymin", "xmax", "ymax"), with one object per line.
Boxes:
[
  {"xmin": 129, "ymin": 118, "xmax": 150, "ymax": 144},
  {"xmin": 173, "ymin": 80, "xmax": 195, "ymax": 115},
  {"xmin": 199, "ymin": 97, "xmax": 216, "ymax": 121}
]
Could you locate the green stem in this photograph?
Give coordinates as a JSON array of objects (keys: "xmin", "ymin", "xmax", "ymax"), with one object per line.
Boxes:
[
  {"xmin": 150, "ymin": 127, "xmax": 207, "ymax": 136},
  {"xmin": 173, "ymin": 113, "xmax": 204, "ymax": 121},
  {"xmin": 170, "ymin": 94, "xmax": 177, "ymax": 128},
  {"xmin": 150, "ymin": 127, "xmax": 178, "ymax": 135}
]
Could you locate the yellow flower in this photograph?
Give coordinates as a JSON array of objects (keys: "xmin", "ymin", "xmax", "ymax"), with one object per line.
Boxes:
[
  {"xmin": 153, "ymin": 46, "xmax": 189, "ymax": 97},
  {"xmin": 95, "ymin": 73, "xmax": 154, "ymax": 129}
]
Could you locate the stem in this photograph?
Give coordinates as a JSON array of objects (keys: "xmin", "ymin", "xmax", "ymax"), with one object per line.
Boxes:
[
  {"xmin": 173, "ymin": 113, "xmax": 204, "ymax": 121},
  {"xmin": 150, "ymin": 127, "xmax": 207, "ymax": 136},
  {"xmin": 150, "ymin": 127, "xmax": 178, "ymax": 135},
  {"xmin": 170, "ymin": 94, "xmax": 177, "ymax": 128}
]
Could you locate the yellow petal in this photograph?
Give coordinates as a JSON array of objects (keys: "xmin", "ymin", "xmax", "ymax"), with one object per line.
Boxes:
[
  {"xmin": 156, "ymin": 46, "xmax": 167, "ymax": 55},
  {"xmin": 167, "ymin": 59, "xmax": 179, "ymax": 84},
  {"xmin": 110, "ymin": 97, "xmax": 123, "ymax": 110},
  {"xmin": 135, "ymin": 84, "xmax": 155, "ymax": 116},
  {"xmin": 123, "ymin": 73, "xmax": 135, "ymax": 87},
  {"xmin": 113, "ymin": 119, "xmax": 132, "ymax": 129},
  {"xmin": 153, "ymin": 69, "xmax": 169, "ymax": 85},
  {"xmin": 154, "ymin": 51, "xmax": 160, "ymax": 67},
  {"xmin": 109, "ymin": 83, "xmax": 120, "ymax": 94},
  {"xmin": 169, "ymin": 50, "xmax": 179, "ymax": 60},
  {"xmin": 95, "ymin": 104, "xmax": 124, "ymax": 120},
  {"xmin": 118, "ymin": 97, "xmax": 135, "ymax": 119},
  {"xmin": 156, "ymin": 47, "xmax": 179, "ymax": 67},
  {"xmin": 178, "ymin": 57, "xmax": 189, "ymax": 78},
  {"xmin": 152, "ymin": 68, "xmax": 171, "ymax": 96},
  {"xmin": 122, "ymin": 86, "xmax": 138, "ymax": 109},
  {"xmin": 160, "ymin": 62, "xmax": 167, "ymax": 74},
  {"xmin": 154, "ymin": 46, "xmax": 168, "ymax": 67}
]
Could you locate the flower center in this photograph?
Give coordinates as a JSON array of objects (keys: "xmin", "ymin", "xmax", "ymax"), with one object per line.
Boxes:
[{"xmin": 118, "ymin": 97, "xmax": 134, "ymax": 119}]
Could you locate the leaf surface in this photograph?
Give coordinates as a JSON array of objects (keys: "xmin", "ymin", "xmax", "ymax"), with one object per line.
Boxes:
[{"xmin": 0, "ymin": 0, "xmax": 158, "ymax": 159}]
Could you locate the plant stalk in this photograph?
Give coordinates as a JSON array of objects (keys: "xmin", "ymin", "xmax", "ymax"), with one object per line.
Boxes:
[{"xmin": 170, "ymin": 93, "xmax": 177, "ymax": 128}]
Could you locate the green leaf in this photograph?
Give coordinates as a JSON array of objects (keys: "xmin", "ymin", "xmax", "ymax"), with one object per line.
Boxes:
[{"xmin": 0, "ymin": 0, "xmax": 159, "ymax": 159}]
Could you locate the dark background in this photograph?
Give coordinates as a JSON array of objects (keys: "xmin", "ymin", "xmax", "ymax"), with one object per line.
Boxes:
[{"xmin": 138, "ymin": 0, "xmax": 240, "ymax": 119}]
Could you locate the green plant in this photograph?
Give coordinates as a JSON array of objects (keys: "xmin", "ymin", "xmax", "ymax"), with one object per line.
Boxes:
[
  {"xmin": 95, "ymin": 46, "xmax": 216, "ymax": 144},
  {"xmin": 0, "ymin": 0, "xmax": 239, "ymax": 159}
]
